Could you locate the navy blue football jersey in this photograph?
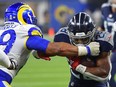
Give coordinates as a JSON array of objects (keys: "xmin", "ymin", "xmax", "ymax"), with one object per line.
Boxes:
[
  {"xmin": 54, "ymin": 27, "xmax": 113, "ymax": 82},
  {"xmin": 101, "ymin": 3, "xmax": 116, "ymax": 50}
]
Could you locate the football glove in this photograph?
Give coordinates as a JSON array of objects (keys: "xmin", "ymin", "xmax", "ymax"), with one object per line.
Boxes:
[
  {"xmin": 86, "ymin": 42, "xmax": 100, "ymax": 56},
  {"xmin": 32, "ymin": 51, "xmax": 51, "ymax": 61},
  {"xmin": 78, "ymin": 42, "xmax": 100, "ymax": 56},
  {"xmin": 69, "ymin": 57, "xmax": 80, "ymax": 70},
  {"xmin": 8, "ymin": 58, "xmax": 18, "ymax": 70}
]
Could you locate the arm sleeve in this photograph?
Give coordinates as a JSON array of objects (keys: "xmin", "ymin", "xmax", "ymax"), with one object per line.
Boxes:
[{"xmin": 26, "ymin": 36, "xmax": 50, "ymax": 53}]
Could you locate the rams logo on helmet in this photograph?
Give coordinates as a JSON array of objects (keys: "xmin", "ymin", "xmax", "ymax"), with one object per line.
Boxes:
[{"xmin": 5, "ymin": 2, "xmax": 37, "ymax": 25}]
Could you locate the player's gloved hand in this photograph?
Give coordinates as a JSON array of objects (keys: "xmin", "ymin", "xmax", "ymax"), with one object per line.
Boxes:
[
  {"xmin": 78, "ymin": 42, "xmax": 100, "ymax": 56},
  {"xmin": 32, "ymin": 51, "xmax": 51, "ymax": 61},
  {"xmin": 70, "ymin": 57, "xmax": 80, "ymax": 70},
  {"xmin": 86, "ymin": 42, "xmax": 100, "ymax": 56},
  {"xmin": 8, "ymin": 58, "xmax": 18, "ymax": 70},
  {"xmin": 37, "ymin": 53, "xmax": 51, "ymax": 61}
]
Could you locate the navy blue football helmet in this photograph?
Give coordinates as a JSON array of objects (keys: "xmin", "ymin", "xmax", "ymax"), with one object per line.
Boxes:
[
  {"xmin": 4, "ymin": 2, "xmax": 37, "ymax": 25},
  {"xmin": 68, "ymin": 12, "xmax": 96, "ymax": 46}
]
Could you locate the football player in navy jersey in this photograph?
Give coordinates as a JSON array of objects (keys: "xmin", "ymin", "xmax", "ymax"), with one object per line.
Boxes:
[
  {"xmin": 0, "ymin": 2, "xmax": 100, "ymax": 87},
  {"xmin": 54, "ymin": 12, "xmax": 113, "ymax": 87},
  {"xmin": 99, "ymin": 0, "xmax": 116, "ymax": 87}
]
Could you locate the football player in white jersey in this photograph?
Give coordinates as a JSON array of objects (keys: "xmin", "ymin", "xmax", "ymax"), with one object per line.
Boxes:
[{"xmin": 0, "ymin": 2, "xmax": 100, "ymax": 87}]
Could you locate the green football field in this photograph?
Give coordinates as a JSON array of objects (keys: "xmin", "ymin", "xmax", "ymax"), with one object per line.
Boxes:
[
  {"xmin": 11, "ymin": 56, "xmax": 70, "ymax": 87},
  {"xmin": 11, "ymin": 36, "xmax": 70, "ymax": 87}
]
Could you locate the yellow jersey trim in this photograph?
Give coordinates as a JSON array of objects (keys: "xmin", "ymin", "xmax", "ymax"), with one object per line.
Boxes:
[{"xmin": 2, "ymin": 81, "xmax": 11, "ymax": 87}]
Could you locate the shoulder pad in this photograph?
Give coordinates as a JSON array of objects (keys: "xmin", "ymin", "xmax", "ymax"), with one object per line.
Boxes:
[
  {"xmin": 27, "ymin": 25, "xmax": 43, "ymax": 37},
  {"xmin": 95, "ymin": 31, "xmax": 113, "ymax": 46},
  {"xmin": 55, "ymin": 27, "xmax": 68, "ymax": 36}
]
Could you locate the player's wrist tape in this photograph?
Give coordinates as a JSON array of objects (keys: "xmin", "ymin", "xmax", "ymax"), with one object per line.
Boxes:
[
  {"xmin": 75, "ymin": 64, "xmax": 87, "ymax": 74},
  {"xmin": 86, "ymin": 46, "xmax": 91, "ymax": 56},
  {"xmin": 78, "ymin": 46, "xmax": 88, "ymax": 56}
]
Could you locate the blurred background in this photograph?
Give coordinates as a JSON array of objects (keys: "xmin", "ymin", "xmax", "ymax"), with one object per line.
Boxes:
[
  {"xmin": 0, "ymin": 0, "xmax": 107, "ymax": 34},
  {"xmin": 0, "ymin": 0, "xmax": 107, "ymax": 87}
]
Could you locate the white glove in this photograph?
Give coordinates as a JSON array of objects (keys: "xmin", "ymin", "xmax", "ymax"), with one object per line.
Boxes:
[
  {"xmin": 78, "ymin": 42, "xmax": 100, "ymax": 56},
  {"xmin": 86, "ymin": 42, "xmax": 100, "ymax": 56},
  {"xmin": 8, "ymin": 58, "xmax": 18, "ymax": 70},
  {"xmin": 32, "ymin": 50, "xmax": 40, "ymax": 59}
]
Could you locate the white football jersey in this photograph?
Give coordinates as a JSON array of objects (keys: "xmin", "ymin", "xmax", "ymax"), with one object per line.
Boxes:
[{"xmin": 0, "ymin": 22, "xmax": 42, "ymax": 78}]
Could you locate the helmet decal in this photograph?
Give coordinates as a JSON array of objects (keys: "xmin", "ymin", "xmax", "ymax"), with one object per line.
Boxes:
[
  {"xmin": 5, "ymin": 2, "xmax": 37, "ymax": 25},
  {"xmin": 18, "ymin": 5, "xmax": 29, "ymax": 24},
  {"xmin": 17, "ymin": 5, "xmax": 35, "ymax": 25}
]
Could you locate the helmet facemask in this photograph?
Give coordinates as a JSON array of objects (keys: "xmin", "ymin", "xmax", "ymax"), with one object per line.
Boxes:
[{"xmin": 68, "ymin": 28, "xmax": 96, "ymax": 46}]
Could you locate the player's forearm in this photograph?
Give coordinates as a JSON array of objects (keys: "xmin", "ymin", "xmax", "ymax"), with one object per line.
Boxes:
[
  {"xmin": 75, "ymin": 63, "xmax": 110, "ymax": 77},
  {"xmin": 26, "ymin": 36, "xmax": 79, "ymax": 57},
  {"xmin": 84, "ymin": 66, "xmax": 111, "ymax": 82},
  {"xmin": 85, "ymin": 67, "xmax": 109, "ymax": 77},
  {"xmin": 86, "ymin": 52, "xmax": 111, "ymax": 77},
  {"xmin": 27, "ymin": 36, "xmax": 100, "ymax": 57},
  {"xmin": 75, "ymin": 64, "xmax": 110, "ymax": 82},
  {"xmin": 46, "ymin": 42, "xmax": 79, "ymax": 57},
  {"xmin": 46, "ymin": 42, "xmax": 100, "ymax": 57}
]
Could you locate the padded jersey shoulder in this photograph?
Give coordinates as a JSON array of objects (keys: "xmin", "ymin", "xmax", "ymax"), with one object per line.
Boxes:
[
  {"xmin": 55, "ymin": 27, "xmax": 69, "ymax": 36},
  {"xmin": 21, "ymin": 24, "xmax": 43, "ymax": 37},
  {"xmin": 95, "ymin": 31, "xmax": 113, "ymax": 52},
  {"xmin": 54, "ymin": 27, "xmax": 70, "ymax": 43},
  {"xmin": 95, "ymin": 31, "xmax": 113, "ymax": 46}
]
